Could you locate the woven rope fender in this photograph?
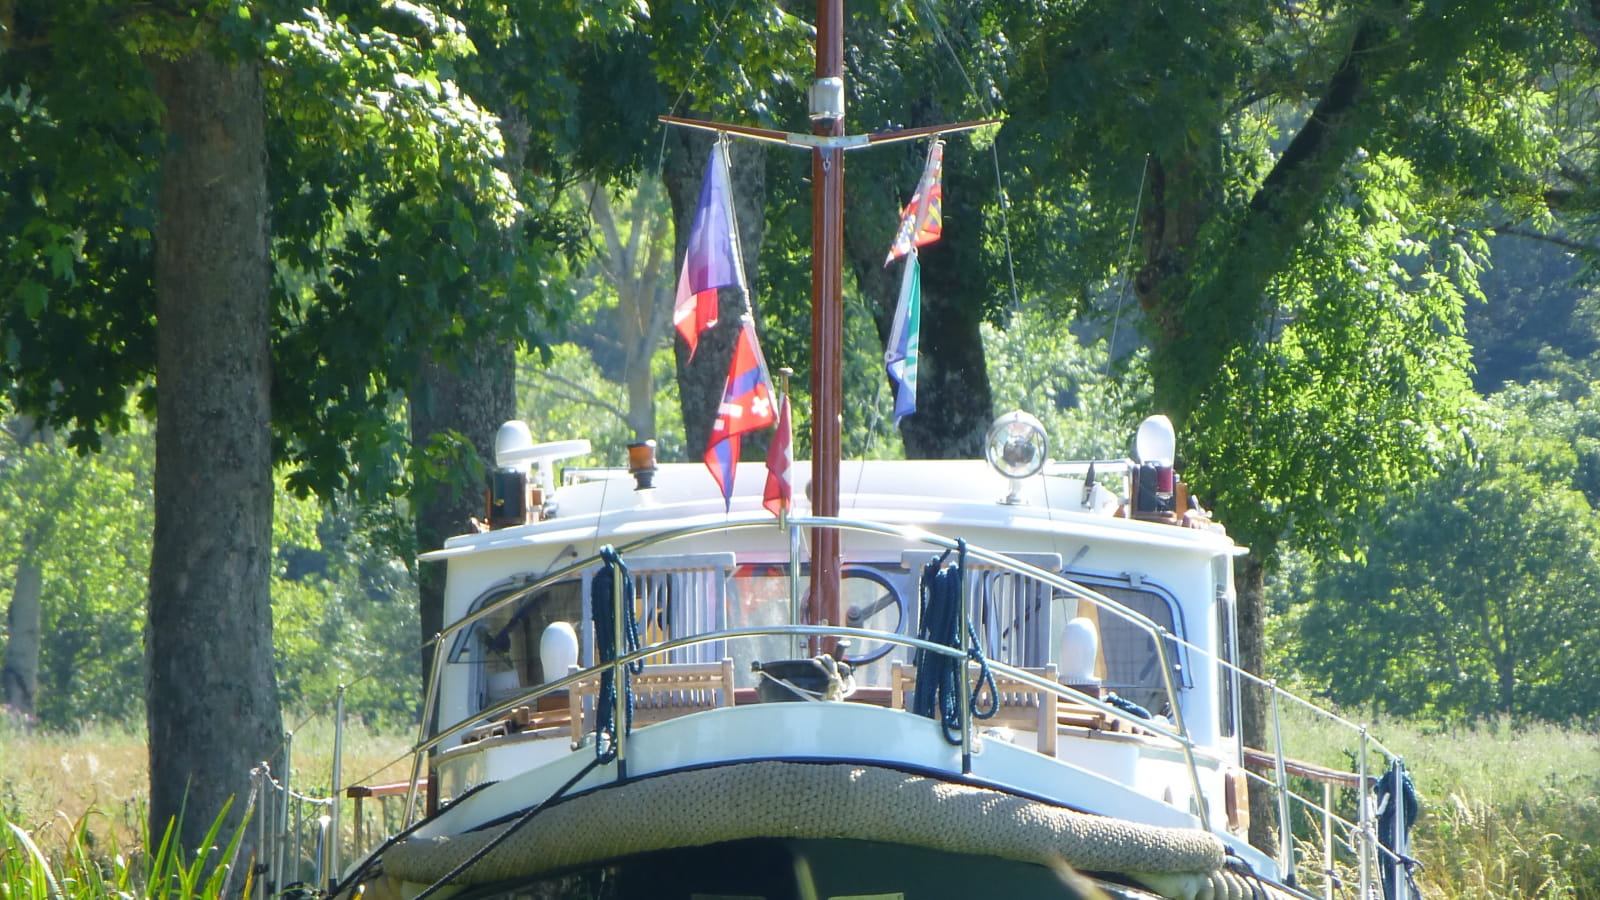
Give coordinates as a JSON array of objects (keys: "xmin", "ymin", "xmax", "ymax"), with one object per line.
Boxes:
[{"xmin": 381, "ymin": 761, "xmax": 1227, "ymax": 889}]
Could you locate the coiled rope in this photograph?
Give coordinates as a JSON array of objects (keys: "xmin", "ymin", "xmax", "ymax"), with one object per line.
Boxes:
[
  {"xmin": 591, "ymin": 545, "xmax": 643, "ymax": 763},
  {"xmin": 911, "ymin": 540, "xmax": 997, "ymax": 743}
]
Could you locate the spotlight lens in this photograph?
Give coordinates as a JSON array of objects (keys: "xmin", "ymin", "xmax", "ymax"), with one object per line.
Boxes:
[{"xmin": 985, "ymin": 411, "xmax": 1048, "ymax": 479}]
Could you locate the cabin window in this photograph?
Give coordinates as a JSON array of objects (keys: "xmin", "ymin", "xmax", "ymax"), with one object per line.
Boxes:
[
  {"xmin": 724, "ymin": 562, "xmax": 911, "ymax": 687},
  {"xmin": 450, "ymin": 580, "xmax": 583, "ymax": 712},
  {"xmin": 583, "ymin": 553, "xmax": 737, "ymax": 669},
  {"xmin": 1059, "ymin": 576, "xmax": 1186, "ymax": 715},
  {"xmin": 1214, "ymin": 555, "xmax": 1239, "ymax": 739}
]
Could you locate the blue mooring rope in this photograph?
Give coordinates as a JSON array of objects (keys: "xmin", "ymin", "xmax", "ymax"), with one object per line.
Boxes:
[
  {"xmin": 911, "ymin": 540, "xmax": 997, "ymax": 744},
  {"xmin": 591, "ymin": 545, "xmax": 642, "ymax": 762}
]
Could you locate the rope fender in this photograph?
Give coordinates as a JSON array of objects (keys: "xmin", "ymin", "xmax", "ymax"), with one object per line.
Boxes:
[{"xmin": 380, "ymin": 761, "xmax": 1231, "ymax": 891}]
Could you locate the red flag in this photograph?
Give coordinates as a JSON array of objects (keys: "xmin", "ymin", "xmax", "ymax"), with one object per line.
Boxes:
[
  {"xmin": 674, "ymin": 141, "xmax": 745, "ymax": 358},
  {"xmin": 763, "ymin": 392, "xmax": 792, "ymax": 518},
  {"xmin": 704, "ymin": 319, "xmax": 775, "ymax": 508},
  {"xmin": 885, "ymin": 141, "xmax": 944, "ymax": 265}
]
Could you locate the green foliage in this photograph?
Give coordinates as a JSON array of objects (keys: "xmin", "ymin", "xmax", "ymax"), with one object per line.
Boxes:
[
  {"xmin": 518, "ymin": 344, "xmax": 683, "ymax": 465},
  {"xmin": 1194, "ymin": 151, "xmax": 1480, "ymax": 559},
  {"xmin": 0, "ymin": 414, "xmax": 420, "ymax": 730},
  {"xmin": 0, "ymin": 420, "xmax": 153, "ymax": 726},
  {"xmin": 1286, "ymin": 382, "xmax": 1600, "ymax": 723},
  {"xmin": 2, "ymin": 0, "xmax": 571, "ymax": 506},
  {"xmin": 1, "ymin": 800, "xmax": 246, "ymax": 900},
  {"xmin": 983, "ymin": 307, "xmax": 1151, "ymax": 460},
  {"xmin": 996, "ymin": 0, "xmax": 1578, "ymax": 572},
  {"xmin": 265, "ymin": 1, "xmax": 563, "ymax": 502},
  {"xmin": 271, "ymin": 494, "xmax": 422, "ymax": 728}
]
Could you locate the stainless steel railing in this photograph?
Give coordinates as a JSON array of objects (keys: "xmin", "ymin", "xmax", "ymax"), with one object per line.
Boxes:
[{"xmin": 257, "ymin": 514, "xmax": 1407, "ymax": 897}]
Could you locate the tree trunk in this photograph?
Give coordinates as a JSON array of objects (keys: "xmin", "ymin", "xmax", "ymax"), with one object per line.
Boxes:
[
  {"xmin": 411, "ymin": 343, "xmax": 515, "ymax": 683},
  {"xmin": 895, "ymin": 240, "xmax": 993, "ymax": 459},
  {"xmin": 2, "ymin": 538, "xmax": 43, "ymax": 719},
  {"xmin": 3, "ymin": 416, "xmax": 50, "ymax": 721},
  {"xmin": 843, "ymin": 160, "xmax": 994, "ymax": 460},
  {"xmin": 1236, "ymin": 554, "xmax": 1277, "ymax": 853},
  {"xmin": 581, "ymin": 178, "xmax": 673, "ymax": 443},
  {"xmin": 146, "ymin": 50, "xmax": 280, "ymax": 858}
]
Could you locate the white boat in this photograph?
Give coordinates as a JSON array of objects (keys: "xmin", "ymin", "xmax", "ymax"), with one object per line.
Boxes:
[
  {"xmin": 252, "ymin": 411, "xmax": 1417, "ymax": 900},
  {"xmin": 253, "ymin": 7, "xmax": 1421, "ymax": 900}
]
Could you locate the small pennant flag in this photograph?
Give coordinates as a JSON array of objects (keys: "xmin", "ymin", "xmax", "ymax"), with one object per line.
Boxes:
[
  {"xmin": 884, "ymin": 252, "xmax": 921, "ymax": 423},
  {"xmin": 884, "ymin": 140, "xmax": 944, "ymax": 265},
  {"xmin": 763, "ymin": 391, "xmax": 793, "ymax": 518},
  {"xmin": 674, "ymin": 140, "xmax": 745, "ymax": 358},
  {"xmin": 704, "ymin": 319, "xmax": 776, "ymax": 508}
]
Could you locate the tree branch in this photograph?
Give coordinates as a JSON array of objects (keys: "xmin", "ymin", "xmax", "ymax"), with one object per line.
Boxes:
[
  {"xmin": 1492, "ymin": 224, "xmax": 1600, "ymax": 255},
  {"xmin": 520, "ymin": 370, "xmax": 627, "ymax": 422}
]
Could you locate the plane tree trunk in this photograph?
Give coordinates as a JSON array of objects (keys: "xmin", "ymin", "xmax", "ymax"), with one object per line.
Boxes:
[
  {"xmin": 2, "ymin": 537, "xmax": 43, "ymax": 719},
  {"xmin": 844, "ymin": 158, "xmax": 994, "ymax": 460},
  {"xmin": 145, "ymin": 48, "xmax": 281, "ymax": 856},
  {"xmin": 2, "ymin": 416, "xmax": 51, "ymax": 721},
  {"xmin": 412, "ymin": 343, "xmax": 516, "ymax": 682}
]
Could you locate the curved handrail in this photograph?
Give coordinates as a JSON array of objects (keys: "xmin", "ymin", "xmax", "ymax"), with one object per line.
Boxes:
[{"xmin": 398, "ymin": 513, "xmax": 1400, "ymax": 890}]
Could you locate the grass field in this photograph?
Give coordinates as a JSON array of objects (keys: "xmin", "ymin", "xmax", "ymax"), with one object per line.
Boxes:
[{"xmin": 4, "ymin": 711, "xmax": 1597, "ymax": 899}]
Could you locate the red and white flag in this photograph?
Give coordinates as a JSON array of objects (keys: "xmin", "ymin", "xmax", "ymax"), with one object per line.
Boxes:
[
  {"xmin": 763, "ymin": 392, "xmax": 793, "ymax": 519},
  {"xmin": 704, "ymin": 319, "xmax": 776, "ymax": 509}
]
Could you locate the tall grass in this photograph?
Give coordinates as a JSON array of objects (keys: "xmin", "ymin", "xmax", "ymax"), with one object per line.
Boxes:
[
  {"xmin": 1401, "ymin": 721, "xmax": 1600, "ymax": 899},
  {"xmin": 5, "ymin": 711, "xmax": 1597, "ymax": 899},
  {"xmin": 1273, "ymin": 705, "xmax": 1600, "ymax": 899},
  {"xmin": 0, "ymin": 716, "xmax": 414, "ymax": 855}
]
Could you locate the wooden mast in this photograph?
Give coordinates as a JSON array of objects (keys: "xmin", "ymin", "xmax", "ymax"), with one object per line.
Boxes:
[
  {"xmin": 660, "ymin": 4, "xmax": 992, "ymax": 653},
  {"xmin": 810, "ymin": 0, "xmax": 844, "ymax": 646}
]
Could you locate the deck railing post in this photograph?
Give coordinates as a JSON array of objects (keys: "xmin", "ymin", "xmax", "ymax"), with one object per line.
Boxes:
[
  {"xmin": 957, "ymin": 555, "xmax": 973, "ymax": 773},
  {"xmin": 254, "ymin": 765, "xmax": 268, "ymax": 900},
  {"xmin": 1270, "ymin": 682, "xmax": 1294, "ymax": 881},
  {"xmin": 328, "ymin": 684, "xmax": 346, "ymax": 890},
  {"xmin": 788, "ymin": 522, "xmax": 804, "ymax": 658},
  {"xmin": 404, "ymin": 632, "xmax": 445, "ymax": 828},
  {"xmin": 1322, "ymin": 780, "xmax": 1335, "ymax": 900},
  {"xmin": 612, "ymin": 553, "xmax": 629, "ymax": 772},
  {"xmin": 1357, "ymin": 729, "xmax": 1372, "ymax": 899},
  {"xmin": 276, "ymin": 731, "xmax": 291, "ymax": 892},
  {"xmin": 1153, "ymin": 630, "xmax": 1210, "ymax": 831},
  {"xmin": 1389, "ymin": 756, "xmax": 1408, "ymax": 900}
]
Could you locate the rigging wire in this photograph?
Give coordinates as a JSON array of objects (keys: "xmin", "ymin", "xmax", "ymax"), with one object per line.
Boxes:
[
  {"xmin": 1094, "ymin": 155, "xmax": 1158, "ymax": 448},
  {"xmin": 914, "ymin": 0, "xmax": 1019, "ymax": 314}
]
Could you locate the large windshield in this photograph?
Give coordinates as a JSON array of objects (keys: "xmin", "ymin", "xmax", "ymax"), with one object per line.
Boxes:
[{"xmin": 449, "ymin": 580, "xmax": 583, "ymax": 711}]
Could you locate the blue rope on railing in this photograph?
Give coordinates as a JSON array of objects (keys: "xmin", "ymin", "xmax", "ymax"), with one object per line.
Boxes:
[
  {"xmin": 591, "ymin": 545, "xmax": 642, "ymax": 762},
  {"xmin": 911, "ymin": 539, "xmax": 996, "ymax": 744}
]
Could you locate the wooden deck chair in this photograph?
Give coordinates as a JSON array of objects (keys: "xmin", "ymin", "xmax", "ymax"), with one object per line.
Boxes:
[
  {"xmin": 569, "ymin": 658, "xmax": 736, "ymax": 745},
  {"xmin": 890, "ymin": 661, "xmax": 1060, "ymax": 756}
]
